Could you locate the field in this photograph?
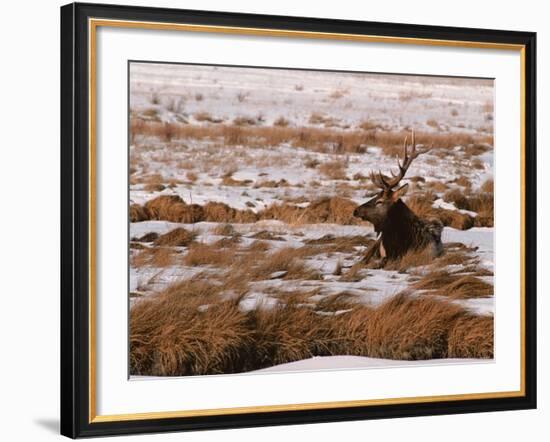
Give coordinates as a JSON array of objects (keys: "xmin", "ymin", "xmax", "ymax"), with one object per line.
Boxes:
[{"xmin": 128, "ymin": 62, "xmax": 494, "ymax": 377}]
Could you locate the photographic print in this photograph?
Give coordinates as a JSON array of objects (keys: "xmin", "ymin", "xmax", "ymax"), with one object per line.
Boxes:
[
  {"xmin": 61, "ymin": 5, "xmax": 536, "ymax": 436},
  {"xmin": 128, "ymin": 62, "xmax": 495, "ymax": 377}
]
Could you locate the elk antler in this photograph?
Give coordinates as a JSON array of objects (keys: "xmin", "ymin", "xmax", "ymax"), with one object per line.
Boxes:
[{"xmin": 370, "ymin": 131, "xmax": 430, "ymax": 192}]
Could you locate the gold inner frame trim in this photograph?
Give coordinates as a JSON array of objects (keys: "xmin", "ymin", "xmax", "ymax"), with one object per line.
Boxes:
[{"xmin": 88, "ymin": 17, "xmax": 527, "ymax": 424}]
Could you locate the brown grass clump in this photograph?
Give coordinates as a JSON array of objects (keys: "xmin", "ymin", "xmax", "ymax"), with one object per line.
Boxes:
[
  {"xmin": 250, "ymin": 231, "xmax": 285, "ymax": 241},
  {"xmin": 143, "ymin": 183, "xmax": 166, "ymax": 192},
  {"xmin": 183, "ymin": 243, "xmax": 237, "ymax": 267},
  {"xmin": 384, "ymin": 247, "xmax": 435, "ymax": 272},
  {"xmin": 273, "ymin": 116, "xmax": 290, "ymax": 127},
  {"xmin": 481, "ymin": 178, "xmax": 494, "ymax": 193},
  {"xmin": 443, "ymin": 188, "xmax": 493, "ymax": 228},
  {"xmin": 435, "ymin": 209, "xmax": 475, "ymax": 230},
  {"xmin": 462, "ymin": 143, "xmax": 491, "ymax": 157},
  {"xmin": 259, "ymin": 197, "xmax": 358, "ymax": 225},
  {"xmin": 305, "ymin": 234, "xmax": 373, "ymax": 253},
  {"xmin": 363, "ymin": 294, "xmax": 464, "ymax": 360},
  {"xmin": 435, "ymin": 275, "xmax": 493, "ymax": 299},
  {"xmin": 358, "ymin": 120, "xmax": 383, "ymax": 131},
  {"xmin": 194, "ymin": 111, "xmax": 223, "ymax": 123},
  {"xmin": 452, "ymin": 176, "xmax": 472, "ymax": 189},
  {"xmin": 185, "ymin": 171, "xmax": 198, "ymax": 183},
  {"xmin": 153, "ymin": 228, "xmax": 196, "ymax": 247},
  {"xmin": 143, "ymin": 195, "xmax": 193, "ymax": 222},
  {"xmin": 413, "ymin": 269, "xmax": 493, "ymax": 300},
  {"xmin": 233, "ymin": 116, "xmax": 258, "ymax": 126},
  {"xmin": 340, "ymin": 261, "xmax": 369, "ymax": 282},
  {"xmin": 220, "ymin": 175, "xmax": 243, "ymax": 186},
  {"xmin": 424, "ymin": 181, "xmax": 449, "ymax": 193},
  {"xmin": 212, "ymin": 224, "xmax": 236, "ymax": 236},
  {"xmin": 247, "ymin": 240, "xmax": 271, "ymax": 252},
  {"xmin": 245, "ymin": 247, "xmax": 321, "ymax": 281},
  {"xmin": 130, "ymin": 284, "xmax": 252, "ymax": 376},
  {"xmin": 319, "ymin": 160, "xmax": 348, "ymax": 180},
  {"xmin": 132, "ymin": 247, "xmax": 177, "ymax": 268},
  {"xmin": 130, "ymin": 288, "xmax": 493, "ymax": 376},
  {"xmin": 406, "ymin": 194, "xmax": 475, "ymax": 230},
  {"xmin": 203, "ymin": 202, "xmax": 257, "ymax": 223},
  {"xmin": 444, "ymin": 188, "xmax": 469, "ymax": 209},
  {"xmin": 133, "ymin": 232, "xmax": 159, "ymax": 242},
  {"xmin": 300, "ymin": 197, "xmax": 357, "ymax": 225},
  {"xmin": 137, "ymin": 196, "xmax": 258, "ymax": 224},
  {"xmin": 448, "ymin": 315, "xmax": 494, "ymax": 358},
  {"xmin": 426, "ymin": 119, "xmax": 439, "ymax": 128},
  {"xmin": 130, "ymin": 204, "xmax": 150, "ymax": 222},
  {"xmin": 413, "ymin": 270, "xmax": 457, "ymax": 291}
]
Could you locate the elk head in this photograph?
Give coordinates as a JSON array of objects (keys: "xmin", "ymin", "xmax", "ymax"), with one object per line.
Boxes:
[{"xmin": 353, "ymin": 131, "xmax": 429, "ymax": 231}]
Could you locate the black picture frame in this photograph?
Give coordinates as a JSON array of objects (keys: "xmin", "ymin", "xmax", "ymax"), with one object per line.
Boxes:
[{"xmin": 61, "ymin": 2, "xmax": 537, "ymax": 438}]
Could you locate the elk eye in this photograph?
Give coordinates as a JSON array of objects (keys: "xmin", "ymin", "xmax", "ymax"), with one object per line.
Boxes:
[{"xmin": 375, "ymin": 200, "xmax": 384, "ymax": 205}]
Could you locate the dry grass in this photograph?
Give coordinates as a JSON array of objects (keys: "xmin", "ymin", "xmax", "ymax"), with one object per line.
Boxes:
[
  {"xmin": 132, "ymin": 247, "xmax": 177, "ymax": 268},
  {"xmin": 462, "ymin": 143, "xmax": 492, "ymax": 156},
  {"xmin": 130, "ymin": 288, "xmax": 493, "ymax": 376},
  {"xmin": 129, "ymin": 204, "xmax": 150, "ymax": 222},
  {"xmin": 273, "ymin": 116, "xmax": 290, "ymax": 127},
  {"xmin": 448, "ymin": 315, "xmax": 494, "ymax": 358},
  {"xmin": 130, "ymin": 119, "xmax": 493, "ymax": 156},
  {"xmin": 443, "ymin": 188, "xmax": 494, "ymax": 228},
  {"xmin": 481, "ymin": 178, "xmax": 494, "ymax": 193},
  {"xmin": 362, "ymin": 293, "xmax": 464, "ymax": 360},
  {"xmin": 143, "ymin": 195, "xmax": 205, "ymax": 223},
  {"xmin": 185, "ymin": 171, "xmax": 198, "ymax": 183},
  {"xmin": 406, "ymin": 194, "xmax": 475, "ymax": 230},
  {"xmin": 384, "ymin": 247, "xmax": 435, "ymax": 272},
  {"xmin": 237, "ymin": 246, "xmax": 321, "ymax": 281},
  {"xmin": 130, "ymin": 281, "xmax": 251, "ymax": 376},
  {"xmin": 130, "ymin": 196, "xmax": 360, "ymax": 226},
  {"xmin": 131, "ymin": 188, "xmax": 490, "ymax": 230},
  {"xmin": 435, "ymin": 275, "xmax": 493, "ymax": 299},
  {"xmin": 412, "ymin": 269, "xmax": 493, "ymax": 299},
  {"xmin": 426, "ymin": 119, "xmax": 439, "ymax": 128},
  {"xmin": 260, "ymin": 197, "xmax": 359, "ymax": 225},
  {"xmin": 233, "ymin": 116, "xmax": 258, "ymax": 126},
  {"xmin": 194, "ymin": 112, "xmax": 223, "ymax": 123},
  {"xmin": 318, "ymin": 160, "xmax": 348, "ymax": 180},
  {"xmin": 358, "ymin": 120, "xmax": 383, "ymax": 131},
  {"xmin": 183, "ymin": 243, "xmax": 237, "ymax": 267},
  {"xmin": 153, "ymin": 228, "xmax": 197, "ymax": 247},
  {"xmin": 305, "ymin": 234, "xmax": 373, "ymax": 253},
  {"xmin": 452, "ymin": 176, "xmax": 473, "ymax": 189},
  {"xmin": 143, "ymin": 183, "xmax": 166, "ymax": 192},
  {"xmin": 212, "ymin": 224, "xmax": 237, "ymax": 236},
  {"xmin": 340, "ymin": 266, "xmax": 363, "ymax": 283},
  {"xmin": 247, "ymin": 240, "xmax": 271, "ymax": 252}
]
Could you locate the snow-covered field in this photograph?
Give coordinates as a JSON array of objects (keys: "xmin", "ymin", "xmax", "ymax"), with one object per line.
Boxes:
[{"xmin": 129, "ymin": 62, "xmax": 495, "ymax": 376}]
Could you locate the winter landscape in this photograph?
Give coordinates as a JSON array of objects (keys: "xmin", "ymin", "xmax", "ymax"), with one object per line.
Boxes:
[{"xmin": 128, "ymin": 62, "xmax": 495, "ymax": 377}]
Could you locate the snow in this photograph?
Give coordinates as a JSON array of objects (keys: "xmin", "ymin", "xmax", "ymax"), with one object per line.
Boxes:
[
  {"xmin": 130, "ymin": 63, "xmax": 493, "ymax": 134},
  {"xmin": 433, "ymin": 198, "xmax": 477, "ymax": 217},
  {"xmin": 253, "ymin": 355, "xmax": 488, "ymax": 373}
]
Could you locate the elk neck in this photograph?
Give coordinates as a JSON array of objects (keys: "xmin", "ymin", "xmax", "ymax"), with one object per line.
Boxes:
[{"xmin": 378, "ymin": 199, "xmax": 420, "ymax": 258}]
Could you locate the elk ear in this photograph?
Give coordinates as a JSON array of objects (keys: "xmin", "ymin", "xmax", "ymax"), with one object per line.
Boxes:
[{"xmin": 391, "ymin": 183, "xmax": 409, "ymax": 201}]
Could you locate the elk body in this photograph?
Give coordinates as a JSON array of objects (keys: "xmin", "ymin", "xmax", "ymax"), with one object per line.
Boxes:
[{"xmin": 353, "ymin": 132, "xmax": 443, "ymax": 264}]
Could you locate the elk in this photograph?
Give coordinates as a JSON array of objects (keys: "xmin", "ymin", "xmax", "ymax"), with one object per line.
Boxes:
[{"xmin": 353, "ymin": 132, "xmax": 443, "ymax": 265}]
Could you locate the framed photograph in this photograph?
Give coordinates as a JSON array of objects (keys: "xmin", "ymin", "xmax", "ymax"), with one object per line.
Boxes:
[{"xmin": 60, "ymin": 2, "xmax": 536, "ymax": 438}]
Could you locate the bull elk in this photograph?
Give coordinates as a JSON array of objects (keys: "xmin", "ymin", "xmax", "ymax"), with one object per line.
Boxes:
[{"xmin": 353, "ymin": 131, "xmax": 443, "ymax": 265}]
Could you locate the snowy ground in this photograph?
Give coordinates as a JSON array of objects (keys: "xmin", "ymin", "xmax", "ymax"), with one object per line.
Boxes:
[
  {"xmin": 253, "ymin": 355, "xmax": 489, "ymax": 373},
  {"xmin": 130, "ymin": 62, "xmax": 494, "ymax": 135},
  {"xmin": 129, "ymin": 62, "xmax": 495, "ymax": 375},
  {"xmin": 130, "ymin": 221, "xmax": 494, "ymax": 316}
]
